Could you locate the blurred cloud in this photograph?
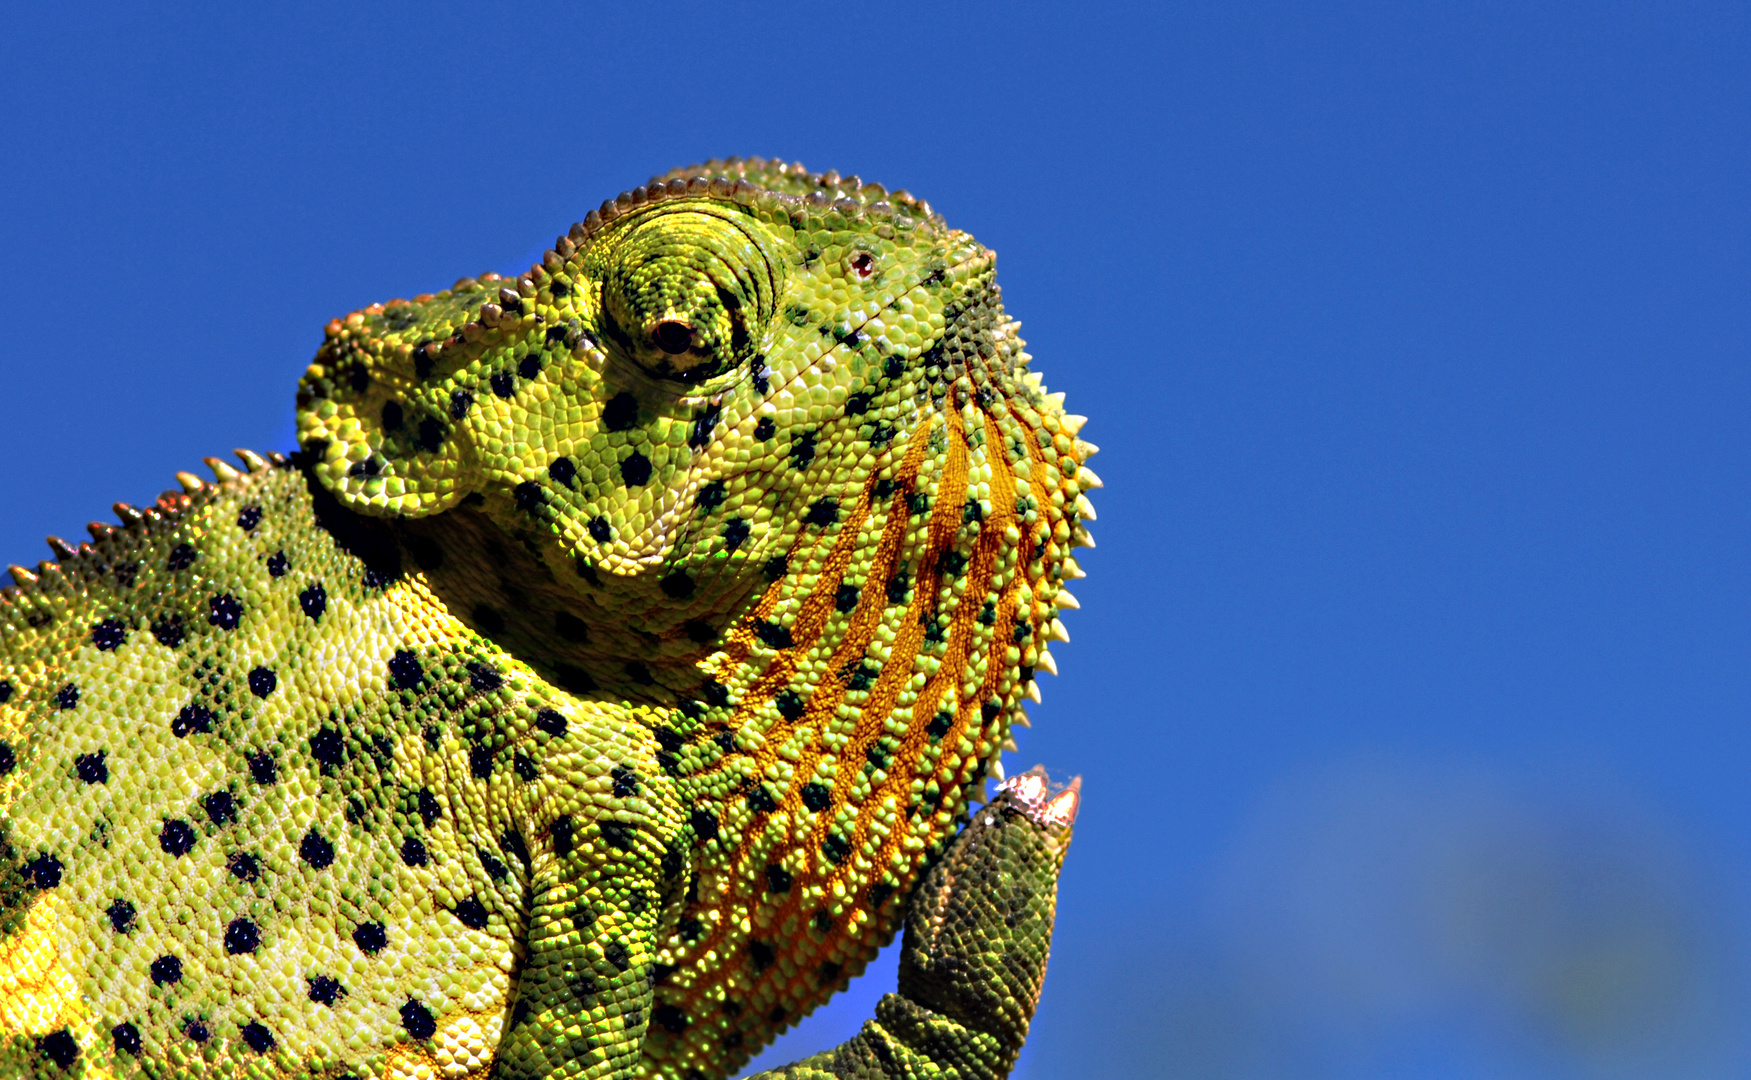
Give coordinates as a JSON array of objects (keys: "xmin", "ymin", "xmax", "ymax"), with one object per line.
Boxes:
[{"xmin": 1034, "ymin": 756, "xmax": 1748, "ymax": 1079}]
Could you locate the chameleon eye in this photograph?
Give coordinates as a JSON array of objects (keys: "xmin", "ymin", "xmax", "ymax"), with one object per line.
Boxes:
[{"xmin": 591, "ymin": 206, "xmax": 783, "ymax": 384}]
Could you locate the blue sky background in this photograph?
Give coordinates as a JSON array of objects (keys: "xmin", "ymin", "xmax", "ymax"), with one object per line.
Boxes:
[{"xmin": 3, "ymin": 4, "xmax": 1749, "ymax": 1076}]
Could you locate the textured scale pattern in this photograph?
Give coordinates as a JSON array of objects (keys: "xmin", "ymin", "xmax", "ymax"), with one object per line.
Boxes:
[{"xmin": 0, "ymin": 157, "xmax": 1093, "ymax": 1078}]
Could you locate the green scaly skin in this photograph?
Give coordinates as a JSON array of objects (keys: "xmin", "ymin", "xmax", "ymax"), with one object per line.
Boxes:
[{"xmin": 0, "ymin": 158, "xmax": 1096, "ymax": 1079}]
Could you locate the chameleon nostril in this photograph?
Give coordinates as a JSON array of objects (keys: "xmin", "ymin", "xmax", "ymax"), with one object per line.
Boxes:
[{"xmin": 653, "ymin": 320, "xmax": 693, "ymax": 355}]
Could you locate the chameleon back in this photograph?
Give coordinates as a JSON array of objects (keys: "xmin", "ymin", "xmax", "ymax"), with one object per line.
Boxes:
[{"xmin": 0, "ymin": 158, "xmax": 1096, "ymax": 1079}]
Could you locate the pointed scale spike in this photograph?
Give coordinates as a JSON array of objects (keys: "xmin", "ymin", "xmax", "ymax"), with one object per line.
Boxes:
[
  {"xmin": 989, "ymin": 759, "xmax": 1005, "ymax": 783},
  {"xmin": 1037, "ymin": 650, "xmax": 1058, "ymax": 676},
  {"xmin": 1047, "ymin": 618, "xmax": 1071, "ymax": 644},
  {"xmin": 1001, "ymin": 736, "xmax": 1020, "ymax": 752},
  {"xmin": 1063, "ymin": 414, "xmax": 1089, "ymax": 436},
  {"xmin": 1013, "ymin": 711, "xmax": 1031, "ymax": 728},
  {"xmin": 1073, "ymin": 526, "xmax": 1096, "ymax": 549},
  {"xmin": 113, "ymin": 502, "xmax": 142, "ymax": 527},
  {"xmin": 1077, "ymin": 466, "xmax": 1103, "ymax": 490},
  {"xmin": 45, "ymin": 537, "xmax": 77, "ymax": 560},
  {"xmin": 205, "ymin": 457, "xmax": 242, "ymax": 483},
  {"xmin": 36, "ymin": 561, "xmax": 60, "ymax": 578},
  {"xmin": 1075, "ymin": 494, "xmax": 1097, "ymax": 521},
  {"xmin": 1054, "ymin": 589, "xmax": 1080, "ymax": 610},
  {"xmin": 1025, "ymin": 681, "xmax": 1042, "ymax": 703},
  {"xmin": 9, "ymin": 566, "xmax": 37, "ymax": 588},
  {"xmin": 235, "ymin": 448, "xmax": 269, "ymax": 473},
  {"xmin": 1063, "ymin": 557, "xmax": 1086, "ymax": 580},
  {"xmin": 87, "ymin": 522, "xmax": 114, "ymax": 542},
  {"xmin": 1046, "ymin": 392, "xmax": 1066, "ymax": 407},
  {"xmin": 175, "ymin": 472, "xmax": 205, "ymax": 494},
  {"xmin": 1075, "ymin": 439, "xmax": 1099, "ymax": 460}
]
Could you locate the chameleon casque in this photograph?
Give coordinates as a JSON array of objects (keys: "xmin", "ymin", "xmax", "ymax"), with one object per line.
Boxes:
[{"xmin": 0, "ymin": 157, "xmax": 1094, "ymax": 1079}]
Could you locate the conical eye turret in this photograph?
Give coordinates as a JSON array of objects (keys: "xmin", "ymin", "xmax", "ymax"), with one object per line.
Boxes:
[{"xmin": 592, "ymin": 204, "xmax": 783, "ymax": 383}]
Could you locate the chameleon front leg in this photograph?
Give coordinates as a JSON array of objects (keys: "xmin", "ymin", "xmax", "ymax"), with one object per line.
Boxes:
[
  {"xmin": 751, "ymin": 767, "xmax": 1081, "ymax": 1080},
  {"xmin": 490, "ymin": 726, "xmax": 690, "ymax": 1080}
]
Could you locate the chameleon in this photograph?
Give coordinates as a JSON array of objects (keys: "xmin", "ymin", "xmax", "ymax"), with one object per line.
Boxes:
[{"xmin": 0, "ymin": 156, "xmax": 1097, "ymax": 1078}]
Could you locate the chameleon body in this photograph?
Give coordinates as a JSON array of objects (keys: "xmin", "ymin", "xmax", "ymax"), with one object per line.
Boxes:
[{"xmin": 0, "ymin": 158, "xmax": 1095, "ymax": 1078}]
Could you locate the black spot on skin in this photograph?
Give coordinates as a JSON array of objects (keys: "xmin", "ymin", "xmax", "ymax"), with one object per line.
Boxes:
[
  {"xmin": 241, "ymin": 1021, "xmax": 275, "ymax": 1053},
  {"xmin": 696, "ymin": 480, "xmax": 727, "ymax": 513},
  {"xmin": 309, "ymin": 728, "xmax": 344, "ymax": 770},
  {"xmin": 248, "ymin": 752, "xmax": 277, "ymax": 784},
  {"xmin": 907, "ymin": 492, "xmax": 930, "ymax": 515},
  {"xmin": 554, "ymin": 664, "xmax": 597, "ymax": 695},
  {"xmin": 382, "ymin": 398, "xmax": 405, "ymax": 430},
  {"xmin": 701, "ymin": 678, "xmax": 729, "ymax": 707},
  {"xmin": 620, "ymin": 451, "xmax": 652, "ymax": 486},
  {"xmin": 603, "ymin": 391, "xmax": 639, "ymax": 431},
  {"xmin": 208, "ymin": 593, "xmax": 243, "ymax": 630},
  {"xmin": 749, "ymin": 940, "xmax": 775, "ymax": 971},
  {"xmin": 612, "ymin": 765, "xmax": 640, "ymax": 797},
  {"xmin": 982, "ymin": 699, "xmax": 1003, "ymax": 723},
  {"xmin": 401, "ymin": 998, "xmax": 438, "ymax": 1040},
  {"xmin": 225, "ymin": 917, "xmax": 261, "ymax": 954},
  {"xmin": 0, "ymin": 742, "xmax": 13, "ymax": 775},
  {"xmin": 926, "ymin": 711, "xmax": 953, "ymax": 739},
  {"xmin": 299, "ymin": 828, "xmax": 334, "ymax": 869},
  {"xmin": 679, "ymin": 917, "xmax": 702, "ymax": 942},
  {"xmin": 834, "ymin": 584, "xmax": 860, "ymax": 612},
  {"xmin": 775, "ymin": 689, "xmax": 805, "ymax": 720},
  {"xmin": 159, "ymin": 819, "xmax": 196, "ymax": 857},
  {"xmin": 480, "ymin": 852, "xmax": 508, "ymax": 880},
  {"xmin": 469, "ymin": 744, "xmax": 493, "ymax": 780},
  {"xmin": 449, "ymin": 390, "xmax": 473, "ymax": 419},
  {"xmin": 416, "ymin": 788, "xmax": 442, "ymax": 827},
  {"xmin": 813, "ymin": 911, "xmax": 834, "ymax": 934},
  {"xmin": 204, "ymin": 791, "xmax": 235, "ymax": 825},
  {"xmin": 183, "ymin": 1019, "xmax": 210, "ymax": 1043},
  {"xmin": 75, "ymin": 751, "xmax": 107, "ymax": 784},
  {"xmin": 534, "ymin": 709, "xmax": 567, "ymax": 737},
  {"xmin": 747, "ymin": 786, "xmax": 778, "ymax": 814},
  {"xmin": 789, "ymin": 430, "xmax": 817, "ymax": 469},
  {"xmin": 765, "ymin": 865, "xmax": 792, "ymax": 893},
  {"xmin": 466, "ymin": 662, "xmax": 502, "ymax": 693},
  {"xmin": 27, "ymin": 855, "xmax": 61, "ymax": 889},
  {"xmin": 519, "ymin": 351, "xmax": 543, "ymax": 378},
  {"xmin": 248, "ymin": 666, "xmax": 277, "ymax": 698},
  {"xmin": 514, "ymin": 481, "xmax": 545, "ymax": 513},
  {"xmin": 801, "ymin": 783, "xmax": 831, "ymax": 812},
  {"xmin": 266, "ymin": 550, "xmax": 289, "ymax": 577},
  {"xmin": 112, "ymin": 1022, "xmax": 141, "ymax": 1055},
  {"xmin": 56, "ymin": 684, "xmax": 78, "ymax": 710},
  {"xmin": 599, "ymin": 821, "xmax": 635, "ymax": 851},
  {"xmin": 845, "ymin": 391, "xmax": 872, "ymax": 416},
  {"xmin": 689, "ymin": 808, "xmax": 719, "ymax": 842},
  {"xmin": 113, "ymin": 561, "xmax": 139, "ymax": 587},
  {"xmin": 625, "ymin": 661, "xmax": 654, "ymax": 685},
  {"xmin": 0, "ymin": 681, "xmax": 9, "ymax": 704},
  {"xmin": 151, "ymin": 616, "xmax": 185, "ymax": 647},
  {"xmin": 723, "ymin": 518, "xmax": 750, "ymax": 552},
  {"xmin": 887, "ymin": 569, "xmax": 910, "ymax": 604},
  {"xmin": 353, "ymin": 921, "xmax": 387, "ymax": 954},
  {"xmin": 388, "ymin": 649, "xmax": 423, "ymax": 690},
  {"xmin": 307, "ymin": 975, "xmax": 346, "ymax": 1006},
  {"xmin": 167, "ymin": 543, "xmax": 197, "ymax": 571},
  {"xmin": 684, "ymin": 619, "xmax": 716, "ymax": 643},
  {"xmin": 107, "ymin": 898, "xmax": 135, "ymax": 933},
  {"xmin": 942, "ymin": 551, "xmax": 967, "ymax": 576},
  {"xmin": 150, "ymin": 954, "xmax": 183, "ymax": 985},
  {"xmin": 491, "ymin": 371, "xmax": 516, "ymax": 398},
  {"xmin": 454, "ymin": 897, "xmax": 489, "ymax": 930},
  {"xmin": 660, "ymin": 571, "xmax": 695, "ymax": 599},
  {"xmin": 548, "ymin": 456, "xmax": 577, "ymax": 489},
  {"xmin": 38, "ymin": 1030, "xmax": 78, "ymax": 1068},
  {"xmin": 768, "ymin": 1006, "xmax": 787, "ymax": 1025},
  {"xmin": 754, "ymin": 621, "xmax": 793, "ymax": 649},
  {"xmin": 236, "ymin": 504, "xmax": 263, "ymax": 532},
  {"xmin": 401, "ymin": 837, "xmax": 428, "ymax": 867},
  {"xmin": 823, "ymin": 833, "xmax": 850, "ymax": 864},
  {"xmin": 654, "ymin": 1003, "xmax": 690, "ymax": 1034},
  {"xmin": 871, "ymin": 882, "xmax": 896, "ymax": 908},
  {"xmin": 296, "ymin": 583, "xmax": 327, "ymax": 620},
  {"xmin": 605, "ymin": 941, "xmax": 631, "ymax": 972},
  {"xmin": 754, "ymin": 416, "xmax": 776, "ymax": 440},
  {"xmin": 227, "ymin": 853, "xmax": 260, "ymax": 882},
  {"xmin": 588, "ymin": 515, "xmax": 611, "ymax": 542},
  {"xmin": 804, "ymin": 498, "xmax": 839, "ymax": 527},
  {"xmin": 689, "ymin": 404, "xmax": 722, "ymax": 450},
  {"xmin": 725, "ymin": 1033, "xmax": 744, "ymax": 1049},
  {"xmin": 417, "ymin": 418, "xmax": 446, "ymax": 452},
  {"xmin": 91, "ymin": 619, "xmax": 126, "ymax": 651},
  {"xmin": 552, "ymin": 816, "xmax": 574, "ymax": 856},
  {"xmin": 514, "ymin": 753, "xmax": 538, "ymax": 781}
]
